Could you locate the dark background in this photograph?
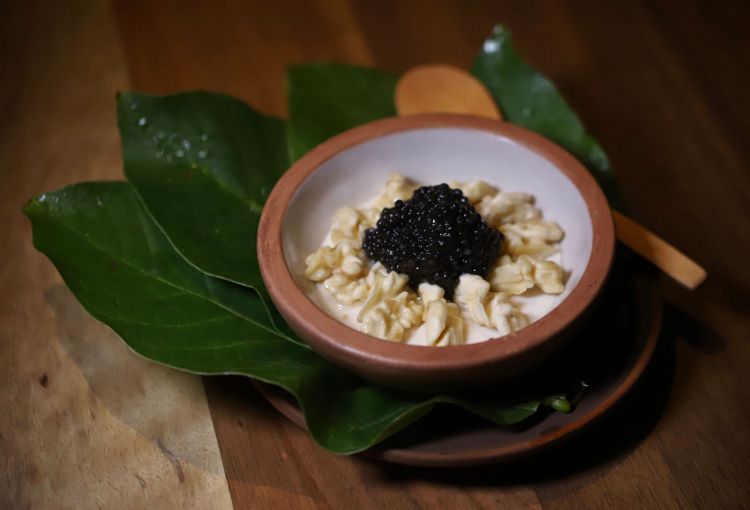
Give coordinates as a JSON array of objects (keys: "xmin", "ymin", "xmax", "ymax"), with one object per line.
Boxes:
[{"xmin": 3, "ymin": 1, "xmax": 749, "ymax": 508}]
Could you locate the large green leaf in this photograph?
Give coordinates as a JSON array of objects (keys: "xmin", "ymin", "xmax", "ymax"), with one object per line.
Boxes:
[
  {"xmin": 25, "ymin": 28, "xmax": 622, "ymax": 455},
  {"xmin": 472, "ymin": 26, "xmax": 624, "ymax": 209},
  {"xmin": 117, "ymin": 91, "xmax": 288, "ymax": 290},
  {"xmin": 24, "ymin": 182, "xmax": 547, "ymax": 454},
  {"xmin": 286, "ymin": 63, "xmax": 397, "ymax": 161}
]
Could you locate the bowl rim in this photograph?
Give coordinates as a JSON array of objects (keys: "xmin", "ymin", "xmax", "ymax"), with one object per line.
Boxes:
[{"xmin": 258, "ymin": 114, "xmax": 615, "ymax": 372}]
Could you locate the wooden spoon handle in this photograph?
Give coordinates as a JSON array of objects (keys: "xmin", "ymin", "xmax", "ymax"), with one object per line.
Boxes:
[
  {"xmin": 395, "ymin": 64, "xmax": 707, "ymax": 289},
  {"xmin": 612, "ymin": 211, "xmax": 706, "ymax": 288}
]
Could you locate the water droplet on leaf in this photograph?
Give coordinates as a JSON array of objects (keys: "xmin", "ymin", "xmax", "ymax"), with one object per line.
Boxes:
[{"xmin": 483, "ymin": 38, "xmax": 500, "ymax": 53}]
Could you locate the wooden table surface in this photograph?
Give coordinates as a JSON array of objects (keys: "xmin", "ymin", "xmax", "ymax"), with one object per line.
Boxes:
[{"xmin": 3, "ymin": 1, "xmax": 750, "ymax": 508}]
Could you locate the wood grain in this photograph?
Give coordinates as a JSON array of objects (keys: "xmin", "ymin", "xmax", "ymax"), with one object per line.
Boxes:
[
  {"xmin": 4, "ymin": 0, "xmax": 750, "ymax": 508},
  {"xmin": 0, "ymin": 1, "xmax": 231, "ymax": 508}
]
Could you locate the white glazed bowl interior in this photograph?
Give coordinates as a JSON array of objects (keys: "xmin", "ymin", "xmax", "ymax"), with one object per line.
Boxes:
[{"xmin": 283, "ymin": 127, "xmax": 593, "ymax": 329}]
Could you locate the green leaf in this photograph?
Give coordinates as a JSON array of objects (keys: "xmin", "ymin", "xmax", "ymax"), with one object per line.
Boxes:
[
  {"xmin": 24, "ymin": 182, "xmax": 546, "ymax": 454},
  {"xmin": 117, "ymin": 91, "xmax": 288, "ymax": 290},
  {"xmin": 542, "ymin": 396, "xmax": 572, "ymax": 414},
  {"xmin": 27, "ymin": 32, "xmax": 618, "ymax": 454},
  {"xmin": 25, "ymin": 182, "xmax": 293, "ymax": 366},
  {"xmin": 472, "ymin": 26, "xmax": 624, "ymax": 209},
  {"xmin": 287, "ymin": 63, "xmax": 397, "ymax": 161}
]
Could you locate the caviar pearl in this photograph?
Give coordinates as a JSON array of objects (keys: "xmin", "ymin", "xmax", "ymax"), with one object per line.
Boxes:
[{"xmin": 362, "ymin": 184, "xmax": 503, "ymax": 298}]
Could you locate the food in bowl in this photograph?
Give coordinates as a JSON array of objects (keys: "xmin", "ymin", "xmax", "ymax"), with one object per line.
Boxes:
[
  {"xmin": 303, "ymin": 173, "xmax": 566, "ymax": 346},
  {"xmin": 260, "ymin": 116, "xmax": 614, "ymax": 390}
]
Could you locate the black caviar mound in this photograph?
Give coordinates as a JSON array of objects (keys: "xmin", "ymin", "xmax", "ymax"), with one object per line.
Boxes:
[{"xmin": 362, "ymin": 184, "xmax": 503, "ymax": 298}]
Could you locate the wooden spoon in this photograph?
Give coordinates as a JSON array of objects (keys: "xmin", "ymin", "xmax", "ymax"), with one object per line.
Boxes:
[{"xmin": 396, "ymin": 64, "xmax": 706, "ymax": 289}]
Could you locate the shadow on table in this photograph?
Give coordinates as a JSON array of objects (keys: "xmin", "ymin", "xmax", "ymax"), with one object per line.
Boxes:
[
  {"xmin": 368, "ymin": 296, "xmax": 725, "ymax": 487},
  {"xmin": 207, "ymin": 258, "xmax": 725, "ymax": 489},
  {"xmin": 661, "ymin": 294, "xmax": 727, "ymax": 354}
]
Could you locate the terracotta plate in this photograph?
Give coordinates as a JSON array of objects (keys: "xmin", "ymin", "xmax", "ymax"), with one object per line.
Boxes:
[{"xmin": 255, "ymin": 258, "xmax": 661, "ymax": 467}]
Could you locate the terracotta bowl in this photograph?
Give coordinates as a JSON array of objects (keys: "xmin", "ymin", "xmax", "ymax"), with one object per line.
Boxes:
[{"xmin": 258, "ymin": 114, "xmax": 615, "ymax": 392}]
